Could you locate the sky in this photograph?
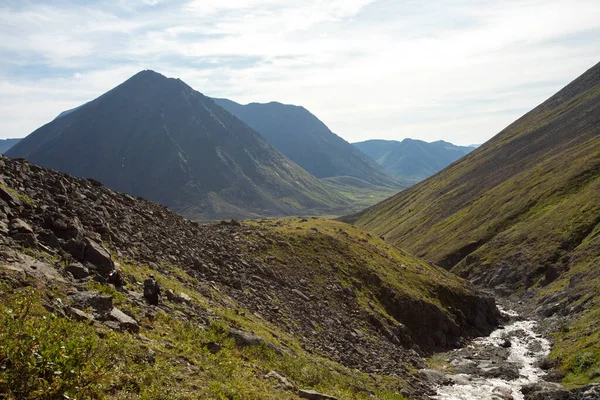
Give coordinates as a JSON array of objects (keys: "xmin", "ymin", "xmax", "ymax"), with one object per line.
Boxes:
[{"xmin": 0, "ymin": 0, "xmax": 599, "ymax": 146}]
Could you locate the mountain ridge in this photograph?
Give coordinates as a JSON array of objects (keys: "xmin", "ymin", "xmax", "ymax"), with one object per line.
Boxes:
[
  {"xmin": 353, "ymin": 138, "xmax": 474, "ymax": 183},
  {"xmin": 6, "ymin": 70, "xmax": 358, "ymax": 220},
  {"xmin": 213, "ymin": 98, "xmax": 405, "ymax": 189}
]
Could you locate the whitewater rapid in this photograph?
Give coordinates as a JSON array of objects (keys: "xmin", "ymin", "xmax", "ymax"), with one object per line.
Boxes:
[{"xmin": 432, "ymin": 309, "xmax": 552, "ymax": 400}]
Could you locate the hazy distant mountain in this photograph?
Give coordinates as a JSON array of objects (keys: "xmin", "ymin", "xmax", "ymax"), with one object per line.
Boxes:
[
  {"xmin": 213, "ymin": 98, "xmax": 404, "ymax": 189},
  {"xmin": 7, "ymin": 70, "xmax": 355, "ymax": 220},
  {"xmin": 0, "ymin": 139, "xmax": 20, "ymax": 154},
  {"xmin": 353, "ymin": 139, "xmax": 474, "ymax": 182}
]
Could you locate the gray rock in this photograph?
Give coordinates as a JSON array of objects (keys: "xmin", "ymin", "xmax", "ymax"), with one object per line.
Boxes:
[
  {"xmin": 265, "ymin": 370, "xmax": 295, "ymax": 390},
  {"xmin": 292, "ymin": 288, "xmax": 310, "ymax": 301},
  {"xmin": 9, "ymin": 218, "xmax": 33, "ymax": 234},
  {"xmin": 164, "ymin": 290, "xmax": 190, "ymax": 304},
  {"xmin": 83, "ymin": 239, "xmax": 114, "ymax": 274},
  {"xmin": 37, "ymin": 229, "xmax": 60, "ymax": 247},
  {"xmin": 65, "ymin": 263, "xmax": 90, "ymax": 279},
  {"xmin": 419, "ymin": 369, "xmax": 450, "ymax": 385},
  {"xmin": 70, "ymin": 291, "xmax": 113, "ymax": 313},
  {"xmin": 66, "ymin": 307, "xmax": 95, "ymax": 322},
  {"xmin": 63, "ymin": 238, "xmax": 86, "ymax": 260},
  {"xmin": 298, "ymin": 389, "xmax": 339, "ymax": 400},
  {"xmin": 108, "ymin": 307, "xmax": 139, "ymax": 333},
  {"xmin": 0, "ymin": 185, "xmax": 21, "ymax": 206},
  {"xmin": 228, "ymin": 328, "xmax": 282, "ymax": 355},
  {"xmin": 12, "ymin": 232, "xmax": 37, "ymax": 248},
  {"xmin": 0, "ymin": 220, "xmax": 8, "ymax": 235}
]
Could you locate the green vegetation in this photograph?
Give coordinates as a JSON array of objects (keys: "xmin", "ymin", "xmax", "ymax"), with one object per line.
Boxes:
[
  {"xmin": 1, "ymin": 229, "xmax": 417, "ymax": 399},
  {"xmin": 346, "ymin": 62, "xmax": 600, "ymax": 388},
  {"xmin": 0, "ymin": 288, "xmax": 119, "ymax": 399},
  {"xmin": 0, "ymin": 182, "xmax": 35, "ymax": 206},
  {"xmin": 541, "ymin": 258, "xmax": 600, "ymax": 386},
  {"xmin": 244, "ymin": 218, "xmax": 473, "ymax": 312}
]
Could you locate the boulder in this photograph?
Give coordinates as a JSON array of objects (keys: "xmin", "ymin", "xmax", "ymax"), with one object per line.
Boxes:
[
  {"xmin": 66, "ymin": 307, "xmax": 95, "ymax": 322},
  {"xmin": 298, "ymin": 389, "xmax": 339, "ymax": 400},
  {"xmin": 65, "ymin": 262, "xmax": 90, "ymax": 279},
  {"xmin": 63, "ymin": 239, "xmax": 86, "ymax": 260},
  {"xmin": 9, "ymin": 218, "xmax": 33, "ymax": 234},
  {"xmin": 108, "ymin": 307, "xmax": 139, "ymax": 333},
  {"xmin": 51, "ymin": 215, "xmax": 83, "ymax": 240},
  {"xmin": 0, "ymin": 220, "xmax": 8, "ymax": 236},
  {"xmin": 37, "ymin": 229, "xmax": 60, "ymax": 248},
  {"xmin": 69, "ymin": 291, "xmax": 113, "ymax": 313},
  {"xmin": 0, "ymin": 185, "xmax": 21, "ymax": 206},
  {"xmin": 265, "ymin": 371, "xmax": 296, "ymax": 390},
  {"xmin": 292, "ymin": 288, "xmax": 310, "ymax": 301},
  {"xmin": 11, "ymin": 232, "xmax": 37, "ymax": 248},
  {"xmin": 228, "ymin": 328, "xmax": 282, "ymax": 355},
  {"xmin": 83, "ymin": 239, "xmax": 114, "ymax": 274},
  {"xmin": 165, "ymin": 289, "xmax": 191, "ymax": 304}
]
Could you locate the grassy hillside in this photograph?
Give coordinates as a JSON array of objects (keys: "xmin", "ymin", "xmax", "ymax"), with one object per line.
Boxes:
[
  {"xmin": 344, "ymin": 61, "xmax": 600, "ymax": 385},
  {"xmin": 0, "ymin": 156, "xmax": 498, "ymax": 399}
]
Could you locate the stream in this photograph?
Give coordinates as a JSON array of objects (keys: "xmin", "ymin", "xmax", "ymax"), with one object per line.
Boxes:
[{"xmin": 429, "ymin": 308, "xmax": 553, "ymax": 400}]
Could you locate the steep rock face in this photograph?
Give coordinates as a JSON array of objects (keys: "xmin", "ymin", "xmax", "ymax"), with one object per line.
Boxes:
[
  {"xmin": 353, "ymin": 138, "xmax": 474, "ymax": 183},
  {"xmin": 0, "ymin": 156, "xmax": 499, "ymax": 374},
  {"xmin": 6, "ymin": 71, "xmax": 351, "ymax": 220},
  {"xmin": 214, "ymin": 98, "xmax": 404, "ymax": 188},
  {"xmin": 345, "ymin": 62, "xmax": 600, "ymax": 291}
]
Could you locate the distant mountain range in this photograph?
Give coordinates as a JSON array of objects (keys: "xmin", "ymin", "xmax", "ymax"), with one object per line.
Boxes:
[
  {"xmin": 353, "ymin": 139, "xmax": 474, "ymax": 183},
  {"xmin": 0, "ymin": 138, "xmax": 20, "ymax": 154},
  {"xmin": 7, "ymin": 71, "xmax": 365, "ymax": 220},
  {"xmin": 213, "ymin": 98, "xmax": 403, "ymax": 188}
]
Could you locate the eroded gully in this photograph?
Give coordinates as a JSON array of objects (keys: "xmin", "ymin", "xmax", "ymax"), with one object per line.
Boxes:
[{"xmin": 423, "ymin": 307, "xmax": 555, "ymax": 400}]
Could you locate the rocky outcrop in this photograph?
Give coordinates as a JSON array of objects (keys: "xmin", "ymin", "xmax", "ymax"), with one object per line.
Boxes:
[{"xmin": 0, "ymin": 155, "xmax": 499, "ymax": 388}]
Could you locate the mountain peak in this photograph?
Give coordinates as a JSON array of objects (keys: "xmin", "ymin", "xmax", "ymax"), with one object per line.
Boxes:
[
  {"xmin": 131, "ymin": 69, "xmax": 166, "ymax": 80},
  {"xmin": 6, "ymin": 71, "xmax": 351, "ymax": 220}
]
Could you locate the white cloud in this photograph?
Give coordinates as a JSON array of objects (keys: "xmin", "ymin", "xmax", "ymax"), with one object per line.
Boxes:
[{"xmin": 0, "ymin": 0, "xmax": 599, "ymax": 145}]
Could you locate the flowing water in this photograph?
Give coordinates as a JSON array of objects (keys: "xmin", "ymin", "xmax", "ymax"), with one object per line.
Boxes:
[{"xmin": 432, "ymin": 308, "xmax": 552, "ymax": 400}]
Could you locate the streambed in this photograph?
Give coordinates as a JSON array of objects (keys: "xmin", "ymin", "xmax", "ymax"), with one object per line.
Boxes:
[{"xmin": 428, "ymin": 308, "xmax": 554, "ymax": 400}]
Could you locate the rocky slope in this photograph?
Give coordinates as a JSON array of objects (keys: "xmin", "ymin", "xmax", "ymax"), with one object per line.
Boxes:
[
  {"xmin": 0, "ymin": 156, "xmax": 499, "ymax": 399},
  {"xmin": 344, "ymin": 61, "xmax": 600, "ymax": 387},
  {"xmin": 6, "ymin": 70, "xmax": 357, "ymax": 221},
  {"xmin": 352, "ymin": 139, "xmax": 474, "ymax": 183},
  {"xmin": 214, "ymin": 99, "xmax": 403, "ymax": 188}
]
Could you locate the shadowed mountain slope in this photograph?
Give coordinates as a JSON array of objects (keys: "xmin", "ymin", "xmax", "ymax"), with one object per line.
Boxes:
[
  {"xmin": 213, "ymin": 98, "xmax": 405, "ymax": 188},
  {"xmin": 6, "ymin": 71, "xmax": 355, "ymax": 220},
  {"xmin": 353, "ymin": 139, "xmax": 474, "ymax": 183},
  {"xmin": 0, "ymin": 138, "xmax": 20, "ymax": 154}
]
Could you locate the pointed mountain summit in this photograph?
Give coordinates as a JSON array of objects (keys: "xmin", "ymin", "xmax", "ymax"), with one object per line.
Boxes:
[
  {"xmin": 353, "ymin": 138, "xmax": 474, "ymax": 183},
  {"xmin": 213, "ymin": 98, "xmax": 405, "ymax": 188},
  {"xmin": 7, "ymin": 70, "xmax": 352, "ymax": 219}
]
